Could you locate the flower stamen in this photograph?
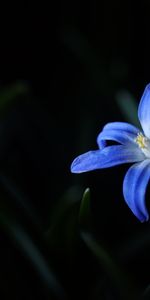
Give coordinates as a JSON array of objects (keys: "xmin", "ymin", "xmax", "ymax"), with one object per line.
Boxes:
[{"xmin": 135, "ymin": 133, "xmax": 147, "ymax": 149}]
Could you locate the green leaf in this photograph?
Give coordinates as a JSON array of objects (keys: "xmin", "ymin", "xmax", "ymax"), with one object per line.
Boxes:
[
  {"xmin": 79, "ymin": 188, "xmax": 91, "ymax": 230},
  {"xmin": 0, "ymin": 81, "xmax": 29, "ymax": 113},
  {"xmin": 115, "ymin": 90, "xmax": 140, "ymax": 127},
  {"xmin": 46, "ymin": 186, "xmax": 82, "ymax": 253},
  {"xmin": 47, "ymin": 186, "xmax": 81, "ymax": 234},
  {"xmin": 81, "ymin": 232, "xmax": 139, "ymax": 300},
  {"xmin": 142, "ymin": 285, "xmax": 150, "ymax": 299},
  {"xmin": 0, "ymin": 201, "xmax": 65, "ymax": 299}
]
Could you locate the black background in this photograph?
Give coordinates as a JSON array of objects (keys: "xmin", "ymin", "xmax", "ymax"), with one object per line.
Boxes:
[{"xmin": 0, "ymin": 1, "xmax": 150, "ymax": 299}]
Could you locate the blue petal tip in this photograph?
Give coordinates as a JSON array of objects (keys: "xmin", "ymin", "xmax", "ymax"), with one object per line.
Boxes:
[{"xmin": 70, "ymin": 157, "xmax": 82, "ymax": 173}]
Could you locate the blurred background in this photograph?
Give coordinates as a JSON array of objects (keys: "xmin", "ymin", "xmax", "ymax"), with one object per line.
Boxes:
[{"xmin": 1, "ymin": 1, "xmax": 150, "ymax": 299}]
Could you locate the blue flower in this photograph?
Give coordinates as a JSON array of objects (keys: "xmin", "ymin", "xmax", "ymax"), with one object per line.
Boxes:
[{"xmin": 71, "ymin": 84, "xmax": 150, "ymax": 222}]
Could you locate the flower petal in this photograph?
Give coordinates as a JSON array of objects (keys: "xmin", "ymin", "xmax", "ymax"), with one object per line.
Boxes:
[
  {"xmin": 97, "ymin": 130, "xmax": 138, "ymax": 149},
  {"xmin": 97, "ymin": 122, "xmax": 140, "ymax": 149},
  {"xmin": 71, "ymin": 145, "xmax": 145, "ymax": 173},
  {"xmin": 102, "ymin": 122, "xmax": 140, "ymax": 134},
  {"xmin": 138, "ymin": 83, "xmax": 150, "ymax": 138},
  {"xmin": 123, "ymin": 160, "xmax": 150, "ymax": 222}
]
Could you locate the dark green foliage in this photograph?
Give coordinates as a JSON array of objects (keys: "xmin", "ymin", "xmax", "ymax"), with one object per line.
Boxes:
[{"xmin": 1, "ymin": 3, "xmax": 150, "ymax": 293}]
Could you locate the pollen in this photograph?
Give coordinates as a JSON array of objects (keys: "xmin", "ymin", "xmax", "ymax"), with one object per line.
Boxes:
[{"xmin": 135, "ymin": 133, "xmax": 147, "ymax": 149}]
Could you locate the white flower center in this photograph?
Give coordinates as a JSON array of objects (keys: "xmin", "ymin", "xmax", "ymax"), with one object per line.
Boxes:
[{"xmin": 135, "ymin": 133, "xmax": 150, "ymax": 158}]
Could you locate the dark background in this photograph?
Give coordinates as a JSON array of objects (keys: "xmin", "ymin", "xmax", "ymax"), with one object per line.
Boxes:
[{"xmin": 0, "ymin": 1, "xmax": 150, "ymax": 299}]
